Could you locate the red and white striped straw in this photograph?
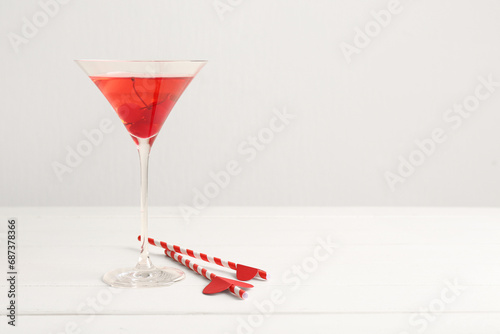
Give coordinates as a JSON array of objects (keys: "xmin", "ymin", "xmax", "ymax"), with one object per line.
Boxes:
[
  {"xmin": 165, "ymin": 249, "xmax": 248, "ymax": 300},
  {"xmin": 139, "ymin": 236, "xmax": 268, "ymax": 280}
]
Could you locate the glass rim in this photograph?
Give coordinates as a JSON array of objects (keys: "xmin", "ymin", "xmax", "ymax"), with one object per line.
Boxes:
[{"xmin": 74, "ymin": 59, "xmax": 207, "ymax": 63}]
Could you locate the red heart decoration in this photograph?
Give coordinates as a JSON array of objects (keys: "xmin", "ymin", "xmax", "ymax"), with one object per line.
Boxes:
[
  {"xmin": 203, "ymin": 277, "xmax": 253, "ymax": 294},
  {"xmin": 236, "ymin": 264, "xmax": 260, "ymax": 281},
  {"xmin": 221, "ymin": 277, "xmax": 253, "ymax": 288}
]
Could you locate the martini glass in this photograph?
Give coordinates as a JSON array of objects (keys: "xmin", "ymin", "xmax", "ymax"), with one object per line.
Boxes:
[{"xmin": 75, "ymin": 60, "xmax": 206, "ymax": 288}]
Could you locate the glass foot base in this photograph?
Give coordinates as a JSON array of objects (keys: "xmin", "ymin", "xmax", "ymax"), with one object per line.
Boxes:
[{"xmin": 103, "ymin": 266, "xmax": 185, "ymax": 288}]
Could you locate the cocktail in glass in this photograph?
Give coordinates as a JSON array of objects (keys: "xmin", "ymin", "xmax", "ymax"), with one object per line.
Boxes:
[{"xmin": 75, "ymin": 60, "xmax": 207, "ymax": 288}]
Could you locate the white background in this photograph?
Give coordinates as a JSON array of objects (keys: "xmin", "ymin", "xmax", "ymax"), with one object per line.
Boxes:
[{"xmin": 1, "ymin": 0, "xmax": 500, "ymax": 207}]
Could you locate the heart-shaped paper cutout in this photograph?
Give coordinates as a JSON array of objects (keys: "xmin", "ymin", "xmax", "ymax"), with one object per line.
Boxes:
[
  {"xmin": 236, "ymin": 264, "xmax": 260, "ymax": 281},
  {"xmin": 203, "ymin": 276, "xmax": 253, "ymax": 294},
  {"xmin": 221, "ymin": 277, "xmax": 253, "ymax": 288}
]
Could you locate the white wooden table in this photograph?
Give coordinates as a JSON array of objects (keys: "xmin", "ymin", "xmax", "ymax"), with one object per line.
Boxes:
[{"xmin": 1, "ymin": 207, "xmax": 500, "ymax": 333}]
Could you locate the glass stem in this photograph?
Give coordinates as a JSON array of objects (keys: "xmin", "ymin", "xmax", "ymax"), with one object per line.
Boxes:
[{"xmin": 136, "ymin": 137, "xmax": 153, "ymax": 270}]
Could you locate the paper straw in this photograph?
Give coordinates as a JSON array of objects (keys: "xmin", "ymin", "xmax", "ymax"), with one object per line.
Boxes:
[
  {"xmin": 139, "ymin": 236, "xmax": 268, "ymax": 280},
  {"xmin": 165, "ymin": 250, "xmax": 248, "ymax": 300}
]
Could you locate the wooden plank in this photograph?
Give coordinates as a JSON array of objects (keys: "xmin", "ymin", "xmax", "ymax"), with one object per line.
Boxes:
[
  {"xmin": 5, "ymin": 244, "xmax": 500, "ymax": 286},
  {"xmin": 2, "ymin": 313, "xmax": 500, "ymax": 334},
  {"xmin": 1, "ymin": 206, "xmax": 500, "ymax": 334},
  {"xmin": 1, "ymin": 283, "xmax": 499, "ymax": 315}
]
